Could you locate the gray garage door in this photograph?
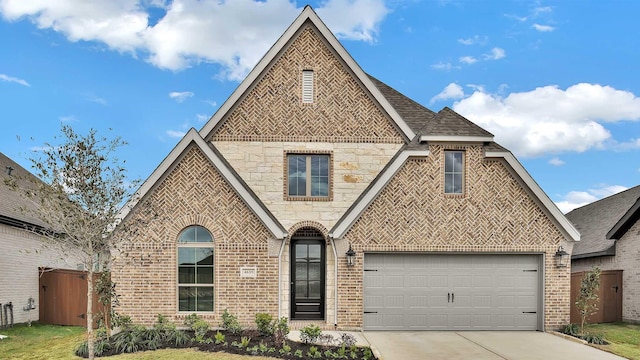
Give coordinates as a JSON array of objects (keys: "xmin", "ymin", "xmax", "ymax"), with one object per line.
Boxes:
[{"xmin": 363, "ymin": 254, "xmax": 541, "ymax": 331}]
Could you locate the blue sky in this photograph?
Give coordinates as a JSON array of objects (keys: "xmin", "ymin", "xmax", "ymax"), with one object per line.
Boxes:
[{"xmin": 1, "ymin": 0, "xmax": 639, "ymax": 213}]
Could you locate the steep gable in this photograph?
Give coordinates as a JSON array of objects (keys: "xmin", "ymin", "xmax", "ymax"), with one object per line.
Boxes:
[{"xmin": 209, "ymin": 24, "xmax": 404, "ymax": 143}]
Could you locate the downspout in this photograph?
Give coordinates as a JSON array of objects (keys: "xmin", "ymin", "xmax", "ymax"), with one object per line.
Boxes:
[
  {"xmin": 330, "ymin": 235, "xmax": 338, "ymax": 328},
  {"xmin": 277, "ymin": 235, "xmax": 288, "ymax": 320}
]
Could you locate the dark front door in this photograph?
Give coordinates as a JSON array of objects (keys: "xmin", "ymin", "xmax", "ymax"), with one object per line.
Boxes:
[{"xmin": 291, "ymin": 239, "xmax": 325, "ymax": 319}]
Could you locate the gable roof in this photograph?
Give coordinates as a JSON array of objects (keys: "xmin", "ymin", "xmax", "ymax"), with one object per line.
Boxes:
[
  {"xmin": 116, "ymin": 129, "xmax": 288, "ymax": 239},
  {"xmin": 0, "ymin": 152, "xmax": 49, "ymax": 229},
  {"xmin": 566, "ymin": 185, "xmax": 640, "ymax": 259},
  {"xmin": 330, "ymin": 147, "xmax": 580, "ymax": 242},
  {"xmin": 420, "ymin": 107, "xmax": 494, "ymax": 142},
  {"xmin": 200, "ymin": 6, "xmax": 415, "ymax": 142}
]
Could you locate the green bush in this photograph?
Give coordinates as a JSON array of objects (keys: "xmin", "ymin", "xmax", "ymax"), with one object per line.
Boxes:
[
  {"xmin": 274, "ymin": 316, "xmax": 290, "ymax": 344},
  {"xmin": 255, "ymin": 313, "xmax": 275, "ymax": 336},
  {"xmin": 221, "ymin": 309, "xmax": 243, "ymax": 335},
  {"xmin": 307, "ymin": 346, "xmax": 322, "ymax": 358},
  {"xmin": 561, "ymin": 323, "xmax": 580, "ymax": 337},
  {"xmin": 582, "ymin": 332, "xmax": 609, "ymax": 345},
  {"xmin": 183, "ymin": 313, "xmax": 211, "ymax": 344},
  {"xmin": 214, "ymin": 331, "xmax": 226, "ymax": 345},
  {"xmin": 299, "ymin": 324, "xmax": 322, "ymax": 344}
]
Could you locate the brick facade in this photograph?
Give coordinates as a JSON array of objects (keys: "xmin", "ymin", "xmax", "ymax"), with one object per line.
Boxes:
[
  {"xmin": 572, "ymin": 219, "xmax": 640, "ymax": 322},
  {"xmin": 112, "ymin": 9, "xmax": 574, "ymax": 332}
]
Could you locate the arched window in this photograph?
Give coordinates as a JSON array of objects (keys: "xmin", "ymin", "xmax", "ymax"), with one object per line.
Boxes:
[{"xmin": 177, "ymin": 226, "xmax": 214, "ymax": 312}]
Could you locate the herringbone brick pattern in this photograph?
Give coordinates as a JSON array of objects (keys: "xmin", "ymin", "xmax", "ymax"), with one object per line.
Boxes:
[
  {"xmin": 111, "ymin": 146, "xmax": 276, "ymax": 326},
  {"xmin": 210, "ymin": 26, "xmax": 404, "ymax": 143}
]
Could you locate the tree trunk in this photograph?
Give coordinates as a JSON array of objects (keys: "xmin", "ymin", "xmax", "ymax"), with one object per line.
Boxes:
[{"xmin": 87, "ymin": 266, "xmax": 95, "ymax": 360}]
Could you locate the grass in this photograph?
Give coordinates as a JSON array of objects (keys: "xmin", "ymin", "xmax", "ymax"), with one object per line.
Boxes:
[
  {"xmin": 586, "ymin": 322, "xmax": 640, "ymax": 360},
  {"xmin": 0, "ymin": 323, "xmax": 275, "ymax": 360}
]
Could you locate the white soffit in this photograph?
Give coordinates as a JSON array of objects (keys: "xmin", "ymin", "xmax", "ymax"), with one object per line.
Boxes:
[
  {"xmin": 199, "ymin": 6, "xmax": 416, "ymax": 142},
  {"xmin": 116, "ymin": 128, "xmax": 287, "ymax": 239},
  {"xmin": 330, "ymin": 150, "xmax": 430, "ymax": 239},
  {"xmin": 485, "ymin": 151, "xmax": 580, "ymax": 242}
]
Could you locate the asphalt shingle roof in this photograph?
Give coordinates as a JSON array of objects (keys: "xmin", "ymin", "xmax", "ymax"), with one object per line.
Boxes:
[
  {"xmin": 0, "ymin": 152, "xmax": 49, "ymax": 229},
  {"xmin": 566, "ymin": 185, "xmax": 640, "ymax": 258}
]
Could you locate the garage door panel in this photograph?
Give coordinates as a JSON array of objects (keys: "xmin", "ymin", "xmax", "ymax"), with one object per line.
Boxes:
[{"xmin": 363, "ymin": 254, "xmax": 541, "ymax": 331}]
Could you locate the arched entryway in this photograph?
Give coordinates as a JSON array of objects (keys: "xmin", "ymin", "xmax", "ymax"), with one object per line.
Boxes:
[{"xmin": 290, "ymin": 227, "xmax": 325, "ymax": 320}]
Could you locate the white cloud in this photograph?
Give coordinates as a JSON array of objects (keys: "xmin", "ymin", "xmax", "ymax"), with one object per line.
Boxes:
[
  {"xmin": 452, "ymin": 83, "xmax": 640, "ymax": 157},
  {"xmin": 430, "ymin": 83, "xmax": 464, "ymax": 104},
  {"xmin": 59, "ymin": 115, "xmax": 77, "ymax": 122},
  {"xmin": 316, "ymin": 0, "xmax": 389, "ymax": 42},
  {"xmin": 84, "ymin": 93, "xmax": 107, "ymax": 105},
  {"xmin": 555, "ymin": 185, "xmax": 628, "ymax": 213},
  {"xmin": 483, "ymin": 47, "xmax": 505, "ymax": 60},
  {"xmin": 533, "ymin": 23, "xmax": 555, "ymax": 32},
  {"xmin": 203, "ymin": 100, "xmax": 217, "ymax": 107},
  {"xmin": 196, "ymin": 114, "xmax": 209, "ymax": 122},
  {"xmin": 431, "ymin": 62, "xmax": 459, "ymax": 71},
  {"xmin": 0, "ymin": 73, "xmax": 30, "ymax": 86},
  {"xmin": 169, "ymin": 91, "xmax": 194, "ymax": 102},
  {"xmin": 457, "ymin": 35, "xmax": 487, "ymax": 45},
  {"xmin": 0, "ymin": 0, "xmax": 390, "ymax": 81},
  {"xmin": 548, "ymin": 157, "xmax": 565, "ymax": 166},
  {"xmin": 459, "ymin": 56, "xmax": 478, "ymax": 64},
  {"xmin": 614, "ymin": 138, "xmax": 640, "ymax": 151},
  {"xmin": 166, "ymin": 129, "xmax": 185, "ymax": 138},
  {"xmin": 533, "ymin": 6, "xmax": 553, "ymax": 15}
]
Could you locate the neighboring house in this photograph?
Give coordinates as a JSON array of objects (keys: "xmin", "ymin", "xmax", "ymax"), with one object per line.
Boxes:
[
  {"xmin": 0, "ymin": 152, "xmax": 78, "ymax": 325},
  {"xmin": 112, "ymin": 6, "xmax": 579, "ymax": 332},
  {"xmin": 568, "ymin": 185, "xmax": 640, "ymax": 323}
]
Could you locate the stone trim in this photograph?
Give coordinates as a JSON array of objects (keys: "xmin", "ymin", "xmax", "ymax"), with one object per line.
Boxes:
[{"xmin": 213, "ymin": 135, "xmax": 403, "ymax": 143}]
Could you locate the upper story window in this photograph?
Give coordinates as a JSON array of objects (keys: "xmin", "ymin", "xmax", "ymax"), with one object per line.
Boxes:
[
  {"xmin": 444, "ymin": 151, "xmax": 464, "ymax": 194},
  {"xmin": 302, "ymin": 70, "xmax": 314, "ymax": 104},
  {"xmin": 177, "ymin": 225, "xmax": 214, "ymax": 312},
  {"xmin": 286, "ymin": 152, "xmax": 332, "ymax": 200}
]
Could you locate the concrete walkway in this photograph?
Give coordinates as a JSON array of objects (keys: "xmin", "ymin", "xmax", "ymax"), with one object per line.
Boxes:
[{"xmin": 362, "ymin": 331, "xmax": 625, "ymax": 360}]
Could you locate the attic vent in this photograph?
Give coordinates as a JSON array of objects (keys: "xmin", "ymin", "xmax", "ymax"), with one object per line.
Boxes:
[
  {"xmin": 302, "ymin": 70, "xmax": 314, "ymax": 103},
  {"xmin": 5, "ymin": 166, "xmax": 14, "ymax": 176}
]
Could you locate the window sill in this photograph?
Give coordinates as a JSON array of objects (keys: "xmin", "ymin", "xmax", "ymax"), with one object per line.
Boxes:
[{"xmin": 285, "ymin": 196, "xmax": 333, "ymax": 202}]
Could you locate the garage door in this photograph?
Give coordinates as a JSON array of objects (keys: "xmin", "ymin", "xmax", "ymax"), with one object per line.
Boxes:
[{"xmin": 363, "ymin": 254, "xmax": 541, "ymax": 331}]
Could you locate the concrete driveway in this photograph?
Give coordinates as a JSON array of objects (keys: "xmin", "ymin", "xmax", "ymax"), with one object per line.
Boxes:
[{"xmin": 363, "ymin": 331, "xmax": 625, "ymax": 360}]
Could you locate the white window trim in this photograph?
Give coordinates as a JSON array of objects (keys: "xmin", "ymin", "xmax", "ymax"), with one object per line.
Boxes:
[
  {"xmin": 444, "ymin": 150, "xmax": 465, "ymax": 195},
  {"xmin": 177, "ymin": 227, "xmax": 215, "ymax": 313}
]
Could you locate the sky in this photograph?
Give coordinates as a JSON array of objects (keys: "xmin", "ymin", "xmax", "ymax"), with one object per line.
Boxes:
[{"xmin": 1, "ymin": 0, "xmax": 639, "ymax": 214}]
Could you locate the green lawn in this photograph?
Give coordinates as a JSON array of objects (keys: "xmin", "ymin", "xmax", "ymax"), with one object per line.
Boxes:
[
  {"xmin": 586, "ymin": 322, "xmax": 640, "ymax": 360},
  {"xmin": 0, "ymin": 323, "xmax": 274, "ymax": 360}
]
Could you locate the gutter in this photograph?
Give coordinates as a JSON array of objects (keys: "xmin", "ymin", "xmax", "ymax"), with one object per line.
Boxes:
[{"xmin": 277, "ymin": 235, "xmax": 288, "ymax": 319}]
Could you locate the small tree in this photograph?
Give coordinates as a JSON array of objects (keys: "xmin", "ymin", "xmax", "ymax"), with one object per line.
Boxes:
[
  {"xmin": 5, "ymin": 125, "xmax": 141, "ymax": 359},
  {"xmin": 576, "ymin": 266, "xmax": 601, "ymax": 334}
]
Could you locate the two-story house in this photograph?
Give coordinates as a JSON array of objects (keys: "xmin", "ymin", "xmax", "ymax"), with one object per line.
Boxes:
[{"xmin": 112, "ymin": 6, "xmax": 579, "ymax": 332}]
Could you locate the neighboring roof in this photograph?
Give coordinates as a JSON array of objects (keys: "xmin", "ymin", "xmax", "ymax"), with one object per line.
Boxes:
[
  {"xmin": 116, "ymin": 129, "xmax": 288, "ymax": 239},
  {"xmin": 200, "ymin": 6, "xmax": 416, "ymax": 142},
  {"xmin": 566, "ymin": 185, "xmax": 640, "ymax": 259},
  {"xmin": 0, "ymin": 152, "xmax": 49, "ymax": 229}
]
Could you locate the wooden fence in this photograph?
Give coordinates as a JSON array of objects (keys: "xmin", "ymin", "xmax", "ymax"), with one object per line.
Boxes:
[
  {"xmin": 570, "ymin": 270, "xmax": 622, "ymax": 324},
  {"xmin": 39, "ymin": 269, "xmax": 104, "ymax": 327}
]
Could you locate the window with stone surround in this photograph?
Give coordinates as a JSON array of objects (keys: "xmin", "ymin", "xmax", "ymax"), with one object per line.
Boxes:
[
  {"xmin": 177, "ymin": 226, "xmax": 214, "ymax": 312},
  {"xmin": 285, "ymin": 152, "xmax": 332, "ymax": 201},
  {"xmin": 444, "ymin": 150, "xmax": 464, "ymax": 194}
]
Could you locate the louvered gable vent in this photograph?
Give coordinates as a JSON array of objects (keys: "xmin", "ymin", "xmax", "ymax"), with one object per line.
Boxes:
[{"xmin": 302, "ymin": 70, "xmax": 313, "ymax": 103}]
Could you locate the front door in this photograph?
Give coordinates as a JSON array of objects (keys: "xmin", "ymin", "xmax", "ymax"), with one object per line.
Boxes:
[{"xmin": 291, "ymin": 239, "xmax": 325, "ymax": 319}]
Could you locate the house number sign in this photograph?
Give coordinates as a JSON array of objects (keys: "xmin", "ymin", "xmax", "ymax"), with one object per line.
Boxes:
[{"xmin": 240, "ymin": 266, "xmax": 257, "ymax": 278}]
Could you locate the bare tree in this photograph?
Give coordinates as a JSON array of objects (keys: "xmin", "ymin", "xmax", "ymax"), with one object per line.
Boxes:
[
  {"xmin": 6, "ymin": 125, "xmax": 140, "ymax": 359},
  {"xmin": 576, "ymin": 266, "xmax": 601, "ymax": 334}
]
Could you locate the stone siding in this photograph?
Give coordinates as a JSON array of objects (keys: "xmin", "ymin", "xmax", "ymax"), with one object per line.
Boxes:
[{"xmin": 214, "ymin": 141, "xmax": 402, "ymax": 231}]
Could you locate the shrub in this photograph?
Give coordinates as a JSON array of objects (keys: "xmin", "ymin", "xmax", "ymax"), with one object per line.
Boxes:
[
  {"xmin": 279, "ymin": 343, "xmax": 292, "ymax": 355},
  {"xmin": 294, "ymin": 349, "xmax": 304, "ymax": 358},
  {"xmin": 307, "ymin": 346, "xmax": 322, "ymax": 358},
  {"xmin": 221, "ymin": 309, "xmax": 243, "ymax": 335},
  {"xmin": 214, "ymin": 331, "xmax": 226, "ymax": 345},
  {"xmin": 561, "ymin": 323, "xmax": 580, "ymax": 337},
  {"xmin": 299, "ymin": 324, "xmax": 322, "ymax": 344},
  {"xmin": 582, "ymin": 332, "xmax": 609, "ymax": 345},
  {"xmin": 183, "ymin": 313, "xmax": 211, "ymax": 344},
  {"xmin": 255, "ymin": 313, "xmax": 275, "ymax": 336},
  {"xmin": 362, "ymin": 348, "xmax": 374, "ymax": 360},
  {"xmin": 274, "ymin": 316, "xmax": 290, "ymax": 344},
  {"xmin": 339, "ymin": 332, "xmax": 357, "ymax": 347}
]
